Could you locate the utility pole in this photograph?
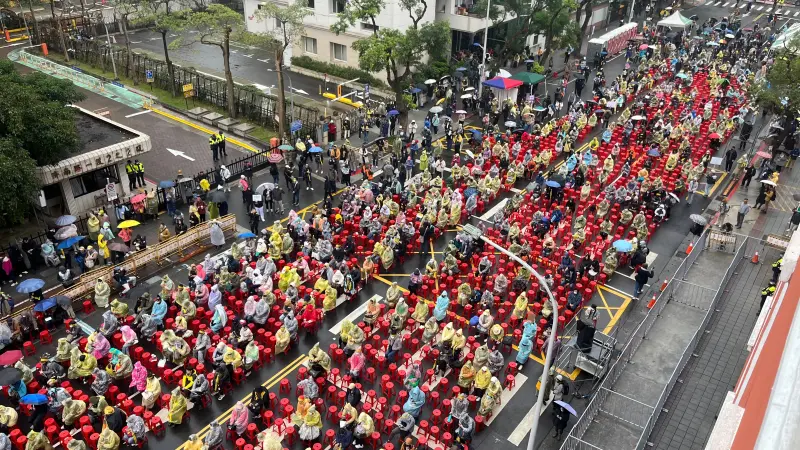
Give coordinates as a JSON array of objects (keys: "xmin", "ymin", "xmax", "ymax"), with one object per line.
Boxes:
[
  {"xmin": 478, "ymin": 0, "xmax": 492, "ymax": 97},
  {"xmin": 102, "ymin": 21, "xmax": 118, "ymax": 79}
]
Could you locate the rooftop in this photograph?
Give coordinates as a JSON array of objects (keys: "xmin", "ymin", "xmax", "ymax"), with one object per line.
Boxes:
[{"xmin": 73, "ymin": 108, "xmax": 138, "ymax": 155}]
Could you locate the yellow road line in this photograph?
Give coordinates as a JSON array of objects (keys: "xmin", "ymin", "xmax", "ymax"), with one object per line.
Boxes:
[
  {"xmin": 596, "ymin": 288, "xmax": 616, "ymax": 321},
  {"xmin": 597, "ymin": 285, "xmax": 632, "ymax": 335},
  {"xmin": 176, "ymin": 354, "xmax": 308, "ymax": 449},
  {"xmin": 706, "ymin": 172, "xmax": 727, "ymax": 198}
]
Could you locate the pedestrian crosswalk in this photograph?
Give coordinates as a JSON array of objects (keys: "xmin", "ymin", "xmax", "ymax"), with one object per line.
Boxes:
[{"xmin": 703, "ymin": 1, "xmax": 800, "ymax": 16}]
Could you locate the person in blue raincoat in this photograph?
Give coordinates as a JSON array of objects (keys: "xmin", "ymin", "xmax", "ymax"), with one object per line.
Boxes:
[
  {"xmin": 433, "ymin": 291, "xmax": 450, "ymax": 322},
  {"xmin": 582, "ymin": 151, "xmax": 593, "ymax": 167},
  {"xmin": 516, "ymin": 333, "xmax": 534, "ymax": 368},
  {"xmin": 566, "ymin": 154, "xmax": 578, "ymax": 172},
  {"xmin": 601, "ymin": 129, "xmax": 612, "ymax": 144},
  {"xmin": 150, "ymin": 296, "xmax": 168, "ymax": 328},
  {"xmin": 521, "ymin": 321, "xmax": 536, "ymax": 342},
  {"xmin": 210, "ymin": 304, "xmax": 228, "ymax": 333},
  {"xmin": 403, "ymin": 386, "xmax": 425, "ymax": 418}
]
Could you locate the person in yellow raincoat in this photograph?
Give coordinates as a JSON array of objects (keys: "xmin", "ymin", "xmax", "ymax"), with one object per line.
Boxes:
[
  {"xmin": 458, "ymin": 360, "xmax": 476, "ymax": 389},
  {"xmin": 473, "ymin": 366, "xmax": 492, "ymax": 398},
  {"xmin": 26, "ymin": 430, "xmax": 50, "ymax": 450},
  {"xmin": 449, "ymin": 201, "xmax": 462, "ymax": 226},
  {"xmin": 511, "ymin": 292, "xmax": 529, "ymax": 321},
  {"xmin": 62, "ymin": 397, "xmax": 87, "ymax": 428},
  {"xmin": 411, "ymin": 300, "xmax": 428, "ymax": 324},
  {"xmin": 323, "ymin": 285, "xmax": 338, "ymax": 311},
  {"xmin": 97, "ymin": 234, "xmax": 110, "ymax": 262},
  {"xmin": 257, "ymin": 429, "xmax": 283, "ymax": 450},
  {"xmin": 167, "ymin": 387, "xmax": 188, "ymax": 425},
  {"xmin": 223, "ymin": 346, "xmax": 242, "ymax": 369},
  {"xmin": 299, "ymin": 405, "xmax": 323, "ymax": 441},
  {"xmin": 96, "ymin": 426, "xmax": 120, "ymax": 450},
  {"xmin": 275, "ymin": 325, "xmax": 291, "ymax": 354},
  {"xmin": 141, "ymin": 373, "xmax": 161, "ymax": 410},
  {"xmin": 185, "ymin": 434, "xmax": 205, "ymax": 450},
  {"xmin": 69, "ymin": 348, "xmax": 97, "ymax": 379},
  {"xmin": 291, "ymin": 396, "xmax": 311, "ymax": 424},
  {"xmin": 0, "ymin": 405, "xmax": 18, "ymax": 429}
]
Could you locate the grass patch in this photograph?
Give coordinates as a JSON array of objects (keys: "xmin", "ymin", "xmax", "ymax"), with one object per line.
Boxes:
[{"xmin": 46, "ymin": 54, "xmax": 276, "ymax": 142}]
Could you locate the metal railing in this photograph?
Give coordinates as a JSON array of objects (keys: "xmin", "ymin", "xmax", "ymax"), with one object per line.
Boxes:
[{"xmin": 599, "ymin": 388, "xmax": 653, "ymax": 430}]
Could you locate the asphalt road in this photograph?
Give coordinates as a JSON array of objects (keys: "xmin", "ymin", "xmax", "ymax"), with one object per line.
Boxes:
[{"xmin": 118, "ymin": 28, "xmax": 330, "ymax": 105}]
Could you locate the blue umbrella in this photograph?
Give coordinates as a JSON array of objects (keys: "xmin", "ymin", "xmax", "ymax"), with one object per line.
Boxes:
[
  {"xmin": 16, "ymin": 278, "xmax": 45, "ymax": 294},
  {"xmin": 290, "ymin": 120, "xmax": 303, "ymax": 133},
  {"xmin": 676, "ymin": 73, "xmax": 689, "ymax": 79},
  {"xmin": 387, "ymin": 110, "xmax": 400, "ymax": 116},
  {"xmin": 57, "ymin": 236, "xmax": 85, "ymax": 250},
  {"xmin": 55, "ymin": 215, "xmax": 77, "ymax": 227},
  {"xmin": 470, "ymin": 129, "xmax": 482, "ymax": 140},
  {"xmin": 612, "ymin": 239, "xmax": 633, "ymax": 252},
  {"xmin": 545, "ymin": 180, "xmax": 561, "ymax": 188},
  {"xmin": 554, "ymin": 400, "xmax": 578, "ymax": 416},
  {"xmin": 456, "ymin": 67, "xmax": 468, "ymax": 72},
  {"xmin": 33, "ymin": 297, "xmax": 58, "ymax": 312},
  {"xmin": 159, "ymin": 180, "xmax": 176, "ymax": 188},
  {"xmin": 238, "ymin": 232, "xmax": 257, "ymax": 239},
  {"xmin": 309, "ymin": 146, "xmax": 323, "ymax": 154},
  {"xmin": 647, "ymin": 148, "xmax": 661, "ymax": 157},
  {"xmin": 20, "ymin": 394, "xmax": 49, "ymax": 405}
]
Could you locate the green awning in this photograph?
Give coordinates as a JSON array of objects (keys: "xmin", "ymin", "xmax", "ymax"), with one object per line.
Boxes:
[{"xmin": 510, "ymin": 72, "xmax": 546, "ymax": 85}]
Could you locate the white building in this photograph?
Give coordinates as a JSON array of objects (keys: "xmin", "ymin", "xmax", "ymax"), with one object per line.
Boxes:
[{"xmin": 243, "ymin": 0, "xmax": 611, "ymax": 77}]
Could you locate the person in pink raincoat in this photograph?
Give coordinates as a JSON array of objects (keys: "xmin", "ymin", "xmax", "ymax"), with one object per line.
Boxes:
[
  {"xmin": 229, "ymin": 401, "xmax": 249, "ymax": 436},
  {"xmin": 348, "ymin": 347, "xmax": 366, "ymax": 381},
  {"xmin": 129, "ymin": 362, "xmax": 147, "ymax": 392},
  {"xmin": 88, "ymin": 332, "xmax": 110, "ymax": 360},
  {"xmin": 120, "ymin": 325, "xmax": 138, "ymax": 355}
]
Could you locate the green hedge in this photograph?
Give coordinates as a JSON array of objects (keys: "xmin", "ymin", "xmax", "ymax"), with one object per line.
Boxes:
[{"xmin": 290, "ymin": 55, "xmax": 387, "ymax": 89}]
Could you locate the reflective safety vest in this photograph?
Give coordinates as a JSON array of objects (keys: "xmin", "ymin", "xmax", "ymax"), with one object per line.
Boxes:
[
  {"xmin": 762, "ymin": 285, "xmax": 776, "ymax": 296},
  {"xmin": 135, "ymin": 162, "xmax": 144, "ymax": 173},
  {"xmin": 209, "ymin": 136, "xmax": 217, "ymax": 146},
  {"xmin": 218, "ymin": 133, "xmax": 226, "ymax": 142},
  {"xmin": 773, "ymin": 258, "xmax": 783, "ymax": 268},
  {"xmin": 125, "ymin": 163, "xmax": 135, "ymax": 174}
]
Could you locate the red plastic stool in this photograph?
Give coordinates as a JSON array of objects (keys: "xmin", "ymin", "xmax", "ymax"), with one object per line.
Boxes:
[
  {"xmin": 279, "ymin": 378, "xmax": 291, "ymax": 395},
  {"xmin": 505, "ymin": 374, "xmax": 516, "ymax": 390},
  {"xmin": 261, "ymin": 410, "xmax": 274, "ymax": 427},
  {"xmin": 22, "ymin": 341, "xmax": 35, "ymax": 356},
  {"xmin": 39, "ymin": 330, "xmax": 53, "ymax": 344},
  {"xmin": 327, "ymin": 405, "xmax": 338, "ymax": 421},
  {"xmin": 83, "ymin": 300, "xmax": 95, "ymax": 314}
]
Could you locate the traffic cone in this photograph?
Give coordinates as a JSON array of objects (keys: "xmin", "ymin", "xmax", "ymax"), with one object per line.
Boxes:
[
  {"xmin": 647, "ymin": 294, "xmax": 657, "ymax": 309},
  {"xmin": 751, "ymin": 251, "xmax": 760, "ymax": 264},
  {"xmin": 686, "ymin": 241, "xmax": 694, "ymax": 254},
  {"xmin": 660, "ymin": 279, "xmax": 668, "ymax": 292}
]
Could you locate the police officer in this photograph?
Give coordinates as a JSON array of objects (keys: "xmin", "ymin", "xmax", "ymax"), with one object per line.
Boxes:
[
  {"xmin": 125, "ymin": 160, "xmax": 137, "ymax": 191},
  {"xmin": 134, "ymin": 160, "xmax": 145, "ymax": 187},
  {"xmin": 217, "ymin": 130, "xmax": 227, "ymax": 158},
  {"xmin": 760, "ymin": 281, "xmax": 776, "ymax": 312},
  {"xmin": 772, "ymin": 256, "xmax": 783, "ymax": 283},
  {"xmin": 210, "ymin": 133, "xmax": 219, "ymax": 162}
]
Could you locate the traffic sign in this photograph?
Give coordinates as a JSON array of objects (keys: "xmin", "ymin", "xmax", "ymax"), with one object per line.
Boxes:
[
  {"xmin": 145, "ymin": 70, "xmax": 154, "ymax": 83},
  {"xmin": 365, "ymin": 83, "xmax": 370, "ymax": 98},
  {"xmin": 182, "ymin": 83, "xmax": 194, "ymax": 92}
]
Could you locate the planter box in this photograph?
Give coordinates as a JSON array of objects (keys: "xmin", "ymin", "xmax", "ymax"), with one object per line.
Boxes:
[
  {"xmin": 232, "ymin": 122, "xmax": 256, "ymax": 137},
  {"xmin": 186, "ymin": 107, "xmax": 209, "ymax": 120},
  {"xmin": 217, "ymin": 117, "xmax": 239, "ymax": 131},
  {"xmin": 201, "ymin": 112, "xmax": 224, "ymax": 126}
]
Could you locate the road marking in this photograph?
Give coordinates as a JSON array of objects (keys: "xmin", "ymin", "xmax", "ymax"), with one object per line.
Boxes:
[
  {"xmin": 723, "ymin": 1, "xmax": 731, "ymax": 6},
  {"xmin": 257, "ymin": 58, "xmax": 270, "ymax": 64},
  {"xmin": 479, "ymin": 198, "xmax": 508, "ymax": 221},
  {"xmin": 129, "ymin": 41, "xmax": 142, "ymax": 44},
  {"xmin": 243, "ymin": 54, "xmax": 254, "ymax": 58},
  {"xmin": 486, "ymin": 373, "xmax": 528, "ymax": 425},
  {"xmin": 757, "ymin": 5, "xmax": 764, "ymax": 10},
  {"xmin": 795, "ymin": 11, "xmax": 799, "ymax": 16},
  {"xmin": 231, "ymin": 49, "xmax": 238, "ymax": 54},
  {"xmin": 125, "ymin": 109, "xmax": 153, "ymax": 118},
  {"xmin": 508, "ymin": 398, "xmax": 554, "ymax": 445},
  {"xmin": 167, "ymin": 148, "xmax": 196, "ymax": 161},
  {"xmin": 714, "ymin": 1, "xmax": 722, "ymax": 5},
  {"xmin": 329, "ymin": 294, "xmax": 383, "ymax": 335},
  {"xmin": 170, "ymin": 34, "xmax": 179, "ymax": 38},
  {"xmin": 0, "ymin": 42, "xmax": 25, "ymax": 49},
  {"xmin": 289, "ymin": 86, "xmax": 309, "ymax": 95},
  {"xmin": 148, "ymin": 37, "xmax": 160, "ymax": 41}
]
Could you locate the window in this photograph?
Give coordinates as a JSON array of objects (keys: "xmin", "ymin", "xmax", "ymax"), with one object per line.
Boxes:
[
  {"xmin": 303, "ymin": 36, "xmax": 317, "ymax": 54},
  {"xmin": 307, "ymin": 0, "xmax": 315, "ymax": 8},
  {"xmin": 332, "ymin": 43, "xmax": 347, "ymax": 61},
  {"xmin": 69, "ymin": 165, "xmax": 120, "ymax": 198},
  {"xmin": 361, "ymin": 21, "xmax": 379, "ymax": 32},
  {"xmin": 332, "ymin": 0, "xmax": 346, "ymax": 13}
]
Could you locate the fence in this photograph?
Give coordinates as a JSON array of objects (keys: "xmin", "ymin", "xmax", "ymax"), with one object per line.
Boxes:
[
  {"xmin": 560, "ymin": 232, "xmax": 784, "ymax": 450},
  {"xmin": 38, "ymin": 31, "xmax": 320, "ymax": 138}
]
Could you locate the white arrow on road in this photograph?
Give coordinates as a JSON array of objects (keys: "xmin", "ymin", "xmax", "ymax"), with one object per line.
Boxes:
[
  {"xmin": 289, "ymin": 86, "xmax": 309, "ymax": 95},
  {"xmin": 167, "ymin": 148, "xmax": 196, "ymax": 161}
]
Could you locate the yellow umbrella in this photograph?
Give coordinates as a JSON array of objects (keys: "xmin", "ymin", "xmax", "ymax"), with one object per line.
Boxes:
[
  {"xmin": 117, "ymin": 220, "xmax": 141, "ymax": 229},
  {"xmin": 436, "ymin": 98, "xmax": 446, "ymax": 106}
]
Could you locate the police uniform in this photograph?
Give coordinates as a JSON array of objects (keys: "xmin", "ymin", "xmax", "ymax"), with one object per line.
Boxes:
[
  {"xmin": 125, "ymin": 160, "xmax": 136, "ymax": 191},
  {"xmin": 217, "ymin": 132, "xmax": 227, "ymax": 157},
  {"xmin": 772, "ymin": 257, "xmax": 783, "ymax": 282},
  {"xmin": 760, "ymin": 283, "xmax": 776, "ymax": 310},
  {"xmin": 135, "ymin": 160, "xmax": 145, "ymax": 186},
  {"xmin": 210, "ymin": 134, "xmax": 219, "ymax": 161}
]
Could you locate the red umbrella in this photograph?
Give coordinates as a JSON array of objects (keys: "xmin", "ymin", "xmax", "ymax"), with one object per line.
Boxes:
[
  {"xmin": 708, "ymin": 132, "xmax": 721, "ymax": 139},
  {"xmin": 639, "ymin": 44, "xmax": 649, "ymax": 50},
  {"xmin": 130, "ymin": 193, "xmax": 146, "ymax": 203},
  {"xmin": 0, "ymin": 350, "xmax": 23, "ymax": 366}
]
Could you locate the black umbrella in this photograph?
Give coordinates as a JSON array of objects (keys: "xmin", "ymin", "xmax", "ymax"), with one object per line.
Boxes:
[
  {"xmin": 108, "ymin": 242, "xmax": 130, "ymax": 253},
  {"xmin": 207, "ymin": 190, "xmax": 228, "ymax": 204},
  {"xmin": 0, "ymin": 367, "xmax": 23, "ymax": 385}
]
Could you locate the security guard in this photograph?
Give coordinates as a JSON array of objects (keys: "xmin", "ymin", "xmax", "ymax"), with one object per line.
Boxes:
[
  {"xmin": 134, "ymin": 160, "xmax": 145, "ymax": 187},
  {"xmin": 772, "ymin": 256, "xmax": 783, "ymax": 283},
  {"xmin": 217, "ymin": 131, "xmax": 227, "ymax": 158},
  {"xmin": 125, "ymin": 160, "xmax": 137, "ymax": 191},
  {"xmin": 210, "ymin": 133, "xmax": 219, "ymax": 162},
  {"xmin": 760, "ymin": 281, "xmax": 776, "ymax": 312}
]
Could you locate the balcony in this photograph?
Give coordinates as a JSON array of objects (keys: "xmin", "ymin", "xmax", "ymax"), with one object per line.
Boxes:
[{"xmin": 436, "ymin": 0, "xmax": 515, "ymax": 34}]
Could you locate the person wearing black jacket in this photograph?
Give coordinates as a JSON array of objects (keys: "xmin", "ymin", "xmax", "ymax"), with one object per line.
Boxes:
[
  {"xmin": 633, "ymin": 263, "xmax": 654, "ymax": 299},
  {"xmin": 419, "ymin": 220, "xmax": 434, "ymax": 255},
  {"xmin": 248, "ymin": 208, "xmax": 260, "ymax": 235},
  {"xmin": 345, "ymin": 383, "xmax": 361, "ymax": 407},
  {"xmin": 742, "ymin": 164, "xmax": 757, "ymax": 187}
]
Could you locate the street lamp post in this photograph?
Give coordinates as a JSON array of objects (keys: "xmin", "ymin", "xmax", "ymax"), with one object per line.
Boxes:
[
  {"xmin": 283, "ymin": 66, "xmax": 295, "ymax": 122},
  {"xmin": 102, "ymin": 20, "xmax": 118, "ymax": 80},
  {"xmin": 477, "ymin": 0, "xmax": 492, "ymax": 98},
  {"xmin": 463, "ymin": 225, "xmax": 560, "ymax": 450}
]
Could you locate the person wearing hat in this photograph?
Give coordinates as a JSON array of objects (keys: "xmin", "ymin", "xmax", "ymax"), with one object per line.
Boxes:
[
  {"xmin": 97, "ymin": 422, "xmax": 121, "ymax": 450},
  {"xmin": 47, "ymin": 378, "xmax": 70, "ymax": 414},
  {"xmin": 186, "ymin": 433, "xmax": 205, "ymax": 450},
  {"xmin": 61, "ymin": 397, "xmax": 86, "ymax": 428},
  {"xmin": 104, "ymin": 405, "xmax": 127, "ymax": 434}
]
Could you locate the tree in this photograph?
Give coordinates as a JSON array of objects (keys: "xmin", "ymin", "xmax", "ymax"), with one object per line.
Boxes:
[
  {"xmin": 574, "ymin": 0, "xmax": 595, "ymax": 58},
  {"xmin": 332, "ymin": 0, "xmax": 450, "ymax": 123},
  {"xmin": 136, "ymin": 0, "xmax": 187, "ymax": 95},
  {"xmin": 751, "ymin": 36, "xmax": 800, "ymax": 150},
  {"xmin": 177, "ymin": 4, "xmax": 244, "ymax": 117},
  {"xmin": 251, "ymin": 0, "xmax": 313, "ymax": 137},
  {"xmin": 110, "ymin": 0, "xmax": 141, "ymax": 80},
  {"xmin": 0, "ymin": 61, "xmax": 86, "ymax": 226},
  {"xmin": 530, "ymin": 0, "xmax": 579, "ymax": 66}
]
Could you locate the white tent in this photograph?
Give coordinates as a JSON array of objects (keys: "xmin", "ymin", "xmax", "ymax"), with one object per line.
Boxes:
[
  {"xmin": 657, "ymin": 11, "xmax": 693, "ymax": 29},
  {"xmin": 771, "ymin": 23, "xmax": 800, "ymax": 50}
]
